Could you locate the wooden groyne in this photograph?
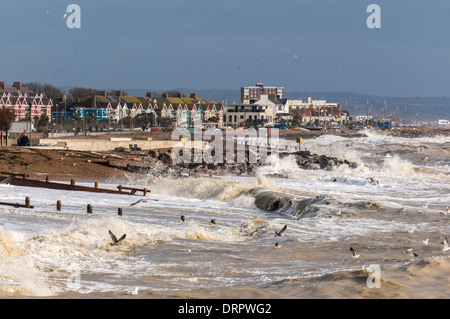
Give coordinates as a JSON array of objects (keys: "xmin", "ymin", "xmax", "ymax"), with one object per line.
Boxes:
[{"xmin": 0, "ymin": 172, "xmax": 149, "ymax": 196}]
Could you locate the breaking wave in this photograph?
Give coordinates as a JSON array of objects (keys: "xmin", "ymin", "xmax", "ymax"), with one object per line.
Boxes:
[{"xmin": 147, "ymin": 173, "xmax": 277, "ymax": 202}]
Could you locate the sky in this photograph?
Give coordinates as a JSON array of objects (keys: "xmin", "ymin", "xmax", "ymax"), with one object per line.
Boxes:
[{"xmin": 1, "ymin": 0, "xmax": 450, "ymax": 97}]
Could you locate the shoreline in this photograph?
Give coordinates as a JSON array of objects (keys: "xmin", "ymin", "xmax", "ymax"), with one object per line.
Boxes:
[{"xmin": 0, "ymin": 126, "xmax": 448, "ymax": 183}]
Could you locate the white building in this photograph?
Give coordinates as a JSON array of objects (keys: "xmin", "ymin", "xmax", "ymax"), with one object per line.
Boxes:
[{"xmin": 288, "ymin": 96, "xmax": 338, "ymax": 109}]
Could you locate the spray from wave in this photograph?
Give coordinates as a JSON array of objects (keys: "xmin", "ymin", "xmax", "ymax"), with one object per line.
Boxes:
[
  {"xmin": 382, "ymin": 155, "xmax": 415, "ymax": 174},
  {"xmin": 146, "ymin": 172, "xmax": 277, "ymax": 202}
]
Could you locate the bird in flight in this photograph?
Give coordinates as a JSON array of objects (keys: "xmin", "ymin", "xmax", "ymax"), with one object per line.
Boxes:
[
  {"xmin": 442, "ymin": 237, "xmax": 449, "ymax": 252},
  {"xmin": 350, "ymin": 247, "xmax": 360, "ymax": 260},
  {"xmin": 402, "ymin": 248, "xmax": 418, "ymax": 257},
  {"xmin": 274, "ymin": 242, "xmax": 282, "ymax": 249},
  {"xmin": 130, "ymin": 198, "xmax": 147, "ymax": 206},
  {"xmin": 109, "ymin": 230, "xmax": 126, "ymax": 246},
  {"xmin": 274, "ymin": 225, "xmax": 287, "ymax": 237}
]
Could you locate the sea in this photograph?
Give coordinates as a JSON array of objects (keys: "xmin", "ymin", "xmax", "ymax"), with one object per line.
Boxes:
[{"xmin": 0, "ymin": 129, "xmax": 448, "ymax": 300}]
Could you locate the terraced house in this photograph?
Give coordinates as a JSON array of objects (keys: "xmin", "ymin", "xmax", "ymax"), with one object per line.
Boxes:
[
  {"xmin": 71, "ymin": 91, "xmax": 222, "ymax": 128},
  {"xmin": 0, "ymin": 82, "xmax": 52, "ymax": 121}
]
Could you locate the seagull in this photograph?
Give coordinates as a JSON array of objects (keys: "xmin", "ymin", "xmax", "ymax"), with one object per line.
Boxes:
[
  {"xmin": 63, "ymin": 13, "xmax": 67, "ymax": 19},
  {"xmin": 422, "ymin": 239, "xmax": 429, "ymax": 245},
  {"xmin": 402, "ymin": 248, "xmax": 418, "ymax": 257},
  {"xmin": 130, "ymin": 199, "xmax": 147, "ymax": 206},
  {"xmin": 274, "ymin": 225, "xmax": 287, "ymax": 237},
  {"xmin": 46, "ymin": 10, "xmax": 50, "ymax": 15},
  {"xmin": 178, "ymin": 215, "xmax": 186, "ymax": 222},
  {"xmin": 441, "ymin": 237, "xmax": 449, "ymax": 252},
  {"xmin": 274, "ymin": 242, "xmax": 282, "ymax": 249},
  {"xmin": 109, "ymin": 230, "xmax": 126, "ymax": 246},
  {"xmin": 125, "ymin": 287, "xmax": 139, "ymax": 295},
  {"xmin": 210, "ymin": 219, "xmax": 216, "ymax": 225},
  {"xmin": 350, "ymin": 247, "xmax": 360, "ymax": 260}
]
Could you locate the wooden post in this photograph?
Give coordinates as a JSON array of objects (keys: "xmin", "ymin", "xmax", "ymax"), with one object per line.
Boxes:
[
  {"xmin": 118, "ymin": 185, "xmax": 123, "ymax": 193},
  {"xmin": 25, "ymin": 197, "xmax": 30, "ymax": 208},
  {"xmin": 71, "ymin": 179, "xmax": 76, "ymax": 186},
  {"xmin": 46, "ymin": 176, "xmax": 50, "ymax": 183},
  {"xmin": 118, "ymin": 208, "xmax": 122, "ymax": 216},
  {"xmin": 57, "ymin": 200, "xmax": 61, "ymax": 211},
  {"xmin": 296, "ymin": 137, "xmax": 303, "ymax": 151},
  {"xmin": 87, "ymin": 204, "xmax": 93, "ymax": 214},
  {"xmin": 143, "ymin": 188, "xmax": 147, "ymax": 196},
  {"xmin": 94, "ymin": 182, "xmax": 98, "ymax": 189}
]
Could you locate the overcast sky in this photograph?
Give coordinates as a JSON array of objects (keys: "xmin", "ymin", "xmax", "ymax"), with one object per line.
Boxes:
[{"xmin": 1, "ymin": 0, "xmax": 450, "ymax": 97}]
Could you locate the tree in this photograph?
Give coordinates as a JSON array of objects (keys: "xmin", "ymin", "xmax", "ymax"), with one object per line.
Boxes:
[
  {"xmin": 43, "ymin": 83, "xmax": 64, "ymax": 99},
  {"xmin": 23, "ymin": 82, "xmax": 64, "ymax": 99},
  {"xmin": 23, "ymin": 82, "xmax": 44, "ymax": 95},
  {"xmin": 167, "ymin": 90, "xmax": 183, "ymax": 97},
  {"xmin": 36, "ymin": 115, "xmax": 50, "ymax": 132},
  {"xmin": 69, "ymin": 87, "xmax": 101, "ymax": 100},
  {"xmin": 0, "ymin": 106, "xmax": 15, "ymax": 146}
]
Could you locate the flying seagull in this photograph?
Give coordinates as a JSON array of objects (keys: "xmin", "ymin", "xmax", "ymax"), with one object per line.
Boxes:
[
  {"xmin": 130, "ymin": 199, "xmax": 147, "ymax": 206},
  {"xmin": 275, "ymin": 225, "xmax": 287, "ymax": 237},
  {"xmin": 109, "ymin": 230, "xmax": 126, "ymax": 246},
  {"xmin": 350, "ymin": 247, "xmax": 360, "ymax": 260},
  {"xmin": 274, "ymin": 242, "xmax": 282, "ymax": 249},
  {"xmin": 402, "ymin": 248, "xmax": 418, "ymax": 257},
  {"xmin": 441, "ymin": 237, "xmax": 449, "ymax": 252}
]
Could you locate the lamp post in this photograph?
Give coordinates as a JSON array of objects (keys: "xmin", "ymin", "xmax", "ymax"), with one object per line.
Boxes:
[{"xmin": 28, "ymin": 103, "xmax": 32, "ymax": 146}]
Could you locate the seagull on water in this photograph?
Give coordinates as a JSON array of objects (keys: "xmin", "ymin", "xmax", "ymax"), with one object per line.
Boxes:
[
  {"xmin": 210, "ymin": 219, "xmax": 216, "ymax": 225},
  {"xmin": 178, "ymin": 215, "xmax": 186, "ymax": 222},
  {"xmin": 275, "ymin": 225, "xmax": 287, "ymax": 237},
  {"xmin": 109, "ymin": 230, "xmax": 126, "ymax": 246},
  {"xmin": 402, "ymin": 248, "xmax": 418, "ymax": 257},
  {"xmin": 125, "ymin": 287, "xmax": 139, "ymax": 295},
  {"xmin": 441, "ymin": 237, "xmax": 449, "ymax": 252},
  {"xmin": 350, "ymin": 247, "xmax": 360, "ymax": 260},
  {"xmin": 274, "ymin": 242, "xmax": 282, "ymax": 249},
  {"xmin": 422, "ymin": 239, "xmax": 429, "ymax": 246}
]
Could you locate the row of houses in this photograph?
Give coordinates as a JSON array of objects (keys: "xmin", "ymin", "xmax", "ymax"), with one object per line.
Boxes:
[
  {"xmin": 58, "ymin": 91, "xmax": 225, "ymax": 128},
  {"xmin": 0, "ymin": 82, "xmax": 53, "ymax": 121},
  {"xmin": 1, "ymin": 81, "xmax": 349, "ymax": 130}
]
